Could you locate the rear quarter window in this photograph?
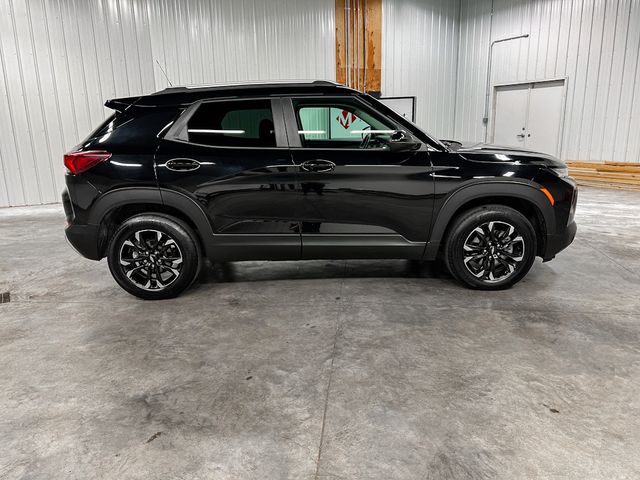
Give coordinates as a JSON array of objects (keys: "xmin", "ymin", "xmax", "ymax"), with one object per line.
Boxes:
[
  {"xmin": 84, "ymin": 113, "xmax": 118, "ymax": 141},
  {"xmin": 85, "ymin": 107, "xmax": 181, "ymax": 150}
]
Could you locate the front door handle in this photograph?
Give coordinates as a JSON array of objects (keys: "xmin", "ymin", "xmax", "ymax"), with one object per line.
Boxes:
[
  {"xmin": 165, "ymin": 158, "xmax": 201, "ymax": 172},
  {"xmin": 299, "ymin": 159, "xmax": 336, "ymax": 173}
]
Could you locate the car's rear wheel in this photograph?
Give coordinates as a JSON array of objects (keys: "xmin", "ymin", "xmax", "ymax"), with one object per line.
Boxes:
[
  {"xmin": 107, "ymin": 214, "xmax": 201, "ymax": 300},
  {"xmin": 444, "ymin": 205, "xmax": 536, "ymax": 290}
]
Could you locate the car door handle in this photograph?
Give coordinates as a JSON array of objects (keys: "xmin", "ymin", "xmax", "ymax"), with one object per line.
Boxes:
[
  {"xmin": 299, "ymin": 159, "xmax": 336, "ymax": 173},
  {"xmin": 165, "ymin": 158, "xmax": 201, "ymax": 172}
]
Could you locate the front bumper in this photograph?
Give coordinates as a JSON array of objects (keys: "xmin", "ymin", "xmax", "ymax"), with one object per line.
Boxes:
[{"xmin": 543, "ymin": 220, "xmax": 577, "ymax": 261}]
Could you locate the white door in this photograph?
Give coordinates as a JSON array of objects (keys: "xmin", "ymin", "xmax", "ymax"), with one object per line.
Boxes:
[
  {"xmin": 526, "ymin": 80, "xmax": 565, "ymax": 156},
  {"xmin": 492, "ymin": 80, "xmax": 565, "ymax": 156},
  {"xmin": 493, "ymin": 85, "xmax": 529, "ymax": 148}
]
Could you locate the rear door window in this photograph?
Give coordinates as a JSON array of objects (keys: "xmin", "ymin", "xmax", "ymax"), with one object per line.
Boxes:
[{"xmin": 186, "ymin": 100, "xmax": 277, "ymax": 147}]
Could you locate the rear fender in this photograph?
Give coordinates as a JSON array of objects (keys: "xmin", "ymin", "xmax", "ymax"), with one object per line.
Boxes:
[{"xmin": 87, "ymin": 187, "xmax": 215, "ymax": 258}]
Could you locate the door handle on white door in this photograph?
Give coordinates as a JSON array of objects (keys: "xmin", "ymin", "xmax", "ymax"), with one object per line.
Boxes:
[{"xmin": 516, "ymin": 133, "xmax": 525, "ymax": 138}]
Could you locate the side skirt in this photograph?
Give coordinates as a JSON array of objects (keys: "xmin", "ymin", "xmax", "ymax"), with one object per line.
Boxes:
[
  {"xmin": 301, "ymin": 234, "xmax": 425, "ymax": 260},
  {"xmin": 203, "ymin": 234, "xmax": 425, "ymax": 262}
]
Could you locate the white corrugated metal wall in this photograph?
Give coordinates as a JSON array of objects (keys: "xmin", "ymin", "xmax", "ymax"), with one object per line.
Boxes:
[
  {"xmin": 455, "ymin": 0, "xmax": 640, "ymax": 163},
  {"xmin": 3, "ymin": 0, "xmax": 640, "ymax": 206},
  {"xmin": 381, "ymin": 0, "xmax": 460, "ymax": 139},
  {"xmin": 0, "ymin": 0, "xmax": 335, "ymax": 207}
]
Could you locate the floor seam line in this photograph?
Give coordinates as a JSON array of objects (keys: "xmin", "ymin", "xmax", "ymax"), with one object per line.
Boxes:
[{"xmin": 313, "ymin": 262, "xmax": 348, "ymax": 480}]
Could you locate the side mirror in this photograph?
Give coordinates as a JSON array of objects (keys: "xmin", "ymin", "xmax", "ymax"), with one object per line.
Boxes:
[{"xmin": 389, "ymin": 130, "xmax": 421, "ymax": 152}]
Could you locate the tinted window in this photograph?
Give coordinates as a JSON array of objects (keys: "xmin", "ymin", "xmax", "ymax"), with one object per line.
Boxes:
[
  {"xmin": 86, "ymin": 108, "xmax": 179, "ymax": 149},
  {"xmin": 187, "ymin": 100, "xmax": 276, "ymax": 147},
  {"xmin": 294, "ymin": 99, "xmax": 396, "ymax": 149}
]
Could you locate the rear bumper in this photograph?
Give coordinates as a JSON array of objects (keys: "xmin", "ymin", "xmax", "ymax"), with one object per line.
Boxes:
[
  {"xmin": 63, "ymin": 188, "xmax": 102, "ymax": 260},
  {"xmin": 543, "ymin": 220, "xmax": 577, "ymax": 261},
  {"xmin": 65, "ymin": 224, "xmax": 102, "ymax": 260}
]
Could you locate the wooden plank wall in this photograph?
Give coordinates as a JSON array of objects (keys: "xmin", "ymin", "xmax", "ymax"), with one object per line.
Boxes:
[
  {"xmin": 336, "ymin": 0, "xmax": 382, "ymax": 94},
  {"xmin": 567, "ymin": 162, "xmax": 640, "ymax": 191}
]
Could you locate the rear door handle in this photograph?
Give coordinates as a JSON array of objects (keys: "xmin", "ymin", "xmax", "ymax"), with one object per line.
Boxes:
[
  {"xmin": 165, "ymin": 158, "xmax": 201, "ymax": 172},
  {"xmin": 299, "ymin": 159, "xmax": 336, "ymax": 173}
]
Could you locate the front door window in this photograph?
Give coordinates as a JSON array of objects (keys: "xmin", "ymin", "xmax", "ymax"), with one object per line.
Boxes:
[{"xmin": 295, "ymin": 100, "xmax": 396, "ymax": 150}]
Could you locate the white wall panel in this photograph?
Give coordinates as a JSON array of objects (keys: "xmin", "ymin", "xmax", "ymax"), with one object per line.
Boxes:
[
  {"xmin": 382, "ymin": 0, "xmax": 460, "ymax": 139},
  {"xmin": 454, "ymin": 0, "xmax": 492, "ymax": 144},
  {"xmin": 454, "ymin": 0, "xmax": 640, "ymax": 162},
  {"xmin": 0, "ymin": 0, "xmax": 335, "ymax": 206},
  {"xmin": 4, "ymin": 0, "xmax": 640, "ymax": 208}
]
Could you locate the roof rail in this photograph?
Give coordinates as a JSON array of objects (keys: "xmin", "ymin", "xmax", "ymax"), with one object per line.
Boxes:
[
  {"xmin": 161, "ymin": 79, "xmax": 343, "ymax": 91},
  {"xmin": 312, "ymin": 80, "xmax": 341, "ymax": 86}
]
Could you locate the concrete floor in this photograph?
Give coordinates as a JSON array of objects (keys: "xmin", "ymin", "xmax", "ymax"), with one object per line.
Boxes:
[{"xmin": 1, "ymin": 186, "xmax": 640, "ymax": 479}]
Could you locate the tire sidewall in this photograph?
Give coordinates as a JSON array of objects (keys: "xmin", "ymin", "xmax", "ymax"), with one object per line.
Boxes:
[
  {"xmin": 107, "ymin": 214, "xmax": 200, "ymax": 300},
  {"xmin": 446, "ymin": 206, "xmax": 537, "ymax": 290}
]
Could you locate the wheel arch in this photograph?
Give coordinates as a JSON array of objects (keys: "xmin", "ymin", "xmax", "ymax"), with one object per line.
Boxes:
[
  {"xmin": 88, "ymin": 187, "xmax": 214, "ymax": 259},
  {"xmin": 424, "ymin": 181, "xmax": 555, "ymax": 260}
]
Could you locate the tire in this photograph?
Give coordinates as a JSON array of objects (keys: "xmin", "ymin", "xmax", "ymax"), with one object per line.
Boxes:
[
  {"xmin": 107, "ymin": 214, "xmax": 201, "ymax": 300},
  {"xmin": 443, "ymin": 205, "xmax": 537, "ymax": 290}
]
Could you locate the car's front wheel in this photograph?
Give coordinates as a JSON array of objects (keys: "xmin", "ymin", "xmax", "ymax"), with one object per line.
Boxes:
[
  {"xmin": 107, "ymin": 214, "xmax": 201, "ymax": 300},
  {"xmin": 444, "ymin": 205, "xmax": 537, "ymax": 290}
]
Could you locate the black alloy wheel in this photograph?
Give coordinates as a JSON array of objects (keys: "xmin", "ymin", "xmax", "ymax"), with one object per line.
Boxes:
[
  {"xmin": 118, "ymin": 229, "xmax": 184, "ymax": 291},
  {"xmin": 462, "ymin": 220, "xmax": 525, "ymax": 283},
  {"xmin": 107, "ymin": 214, "xmax": 201, "ymax": 299},
  {"xmin": 444, "ymin": 205, "xmax": 536, "ymax": 290}
]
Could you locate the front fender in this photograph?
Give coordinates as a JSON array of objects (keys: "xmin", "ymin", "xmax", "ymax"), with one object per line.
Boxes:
[{"xmin": 423, "ymin": 180, "xmax": 556, "ymax": 260}]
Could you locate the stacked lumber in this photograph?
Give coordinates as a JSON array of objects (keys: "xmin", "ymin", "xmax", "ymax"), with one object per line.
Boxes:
[{"xmin": 566, "ymin": 161, "xmax": 640, "ymax": 191}]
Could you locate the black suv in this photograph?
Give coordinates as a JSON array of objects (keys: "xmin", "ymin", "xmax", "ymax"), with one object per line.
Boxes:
[{"xmin": 62, "ymin": 81, "xmax": 577, "ymax": 299}]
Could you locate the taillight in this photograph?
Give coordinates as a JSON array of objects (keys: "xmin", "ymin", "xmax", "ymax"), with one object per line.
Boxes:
[{"xmin": 63, "ymin": 150, "xmax": 111, "ymax": 174}]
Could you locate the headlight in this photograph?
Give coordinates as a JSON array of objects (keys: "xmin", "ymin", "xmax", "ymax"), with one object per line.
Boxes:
[{"xmin": 550, "ymin": 166, "xmax": 569, "ymax": 178}]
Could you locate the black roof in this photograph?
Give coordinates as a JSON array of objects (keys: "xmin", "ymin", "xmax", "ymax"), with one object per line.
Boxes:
[{"xmin": 105, "ymin": 80, "xmax": 359, "ymax": 111}]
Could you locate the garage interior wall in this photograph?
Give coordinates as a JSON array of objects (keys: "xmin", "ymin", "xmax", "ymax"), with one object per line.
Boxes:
[
  {"xmin": 2, "ymin": 0, "xmax": 640, "ymax": 207},
  {"xmin": 0, "ymin": 0, "xmax": 335, "ymax": 207},
  {"xmin": 381, "ymin": 0, "xmax": 460, "ymax": 139},
  {"xmin": 454, "ymin": 0, "xmax": 640, "ymax": 163}
]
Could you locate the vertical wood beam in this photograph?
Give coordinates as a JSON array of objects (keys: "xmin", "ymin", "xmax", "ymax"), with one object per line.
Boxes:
[
  {"xmin": 336, "ymin": 0, "xmax": 347, "ymax": 85},
  {"xmin": 335, "ymin": 0, "xmax": 381, "ymax": 94},
  {"xmin": 364, "ymin": 0, "xmax": 381, "ymax": 94}
]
